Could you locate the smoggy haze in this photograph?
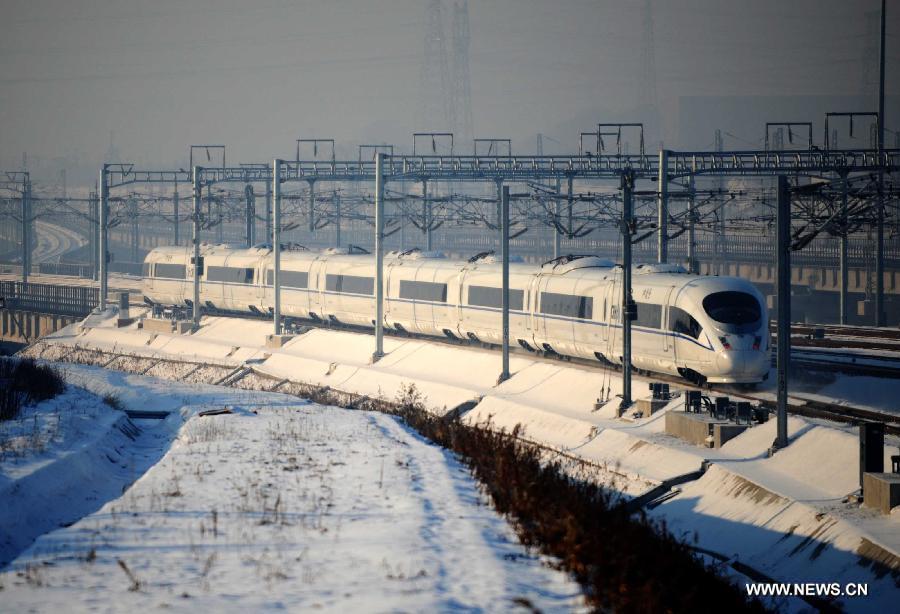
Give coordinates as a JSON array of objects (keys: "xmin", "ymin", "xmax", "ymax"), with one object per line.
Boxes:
[{"xmin": 0, "ymin": 0, "xmax": 895, "ymax": 184}]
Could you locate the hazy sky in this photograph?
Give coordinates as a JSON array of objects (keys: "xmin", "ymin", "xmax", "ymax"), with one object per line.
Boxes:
[{"xmin": 0, "ymin": 0, "xmax": 895, "ymax": 180}]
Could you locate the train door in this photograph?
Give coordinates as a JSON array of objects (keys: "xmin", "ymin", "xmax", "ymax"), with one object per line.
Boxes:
[
  {"xmin": 599, "ymin": 277, "xmax": 619, "ymax": 361},
  {"xmin": 521, "ymin": 272, "xmax": 534, "ymax": 346},
  {"xmin": 384, "ymin": 259, "xmax": 396, "ymax": 325},
  {"xmin": 308, "ymin": 257, "xmax": 327, "ymax": 319},
  {"xmin": 145, "ymin": 264, "xmax": 155, "ymax": 293},
  {"xmin": 255, "ymin": 263, "xmax": 265, "ymax": 310},
  {"xmin": 600, "ymin": 280, "xmax": 614, "ymax": 345},
  {"xmin": 529, "ymin": 273, "xmax": 548, "ymax": 344},
  {"xmin": 661, "ymin": 286, "xmax": 675, "ymax": 354},
  {"xmin": 454, "ymin": 267, "xmax": 468, "ymax": 337}
]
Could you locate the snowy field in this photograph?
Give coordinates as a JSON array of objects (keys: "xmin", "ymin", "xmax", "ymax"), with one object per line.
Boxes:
[{"xmin": 0, "ymin": 366, "xmax": 583, "ymax": 612}]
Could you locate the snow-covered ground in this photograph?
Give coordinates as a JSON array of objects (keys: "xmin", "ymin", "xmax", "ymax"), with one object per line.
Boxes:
[
  {"xmin": 16, "ymin": 311, "xmax": 900, "ymax": 611},
  {"xmin": 0, "ymin": 365, "xmax": 583, "ymax": 611}
]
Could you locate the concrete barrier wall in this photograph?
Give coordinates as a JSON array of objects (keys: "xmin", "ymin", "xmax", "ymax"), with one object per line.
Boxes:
[{"xmin": 0, "ymin": 309, "xmax": 76, "ymax": 343}]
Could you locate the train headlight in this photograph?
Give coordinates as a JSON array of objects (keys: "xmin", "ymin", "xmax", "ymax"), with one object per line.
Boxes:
[
  {"xmin": 719, "ymin": 336, "xmax": 731, "ymax": 350},
  {"xmin": 752, "ymin": 336, "xmax": 761, "ymax": 350}
]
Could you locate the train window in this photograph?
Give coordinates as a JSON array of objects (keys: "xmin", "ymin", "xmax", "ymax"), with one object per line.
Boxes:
[
  {"xmin": 326, "ymin": 274, "xmax": 374, "ymax": 296},
  {"xmin": 467, "ymin": 285, "xmax": 524, "ymax": 310},
  {"xmin": 702, "ymin": 291, "xmax": 760, "ymax": 325},
  {"xmin": 206, "ymin": 266, "xmax": 254, "ymax": 284},
  {"xmin": 142, "ymin": 263, "xmax": 151, "ymax": 277},
  {"xmin": 154, "ymin": 263, "xmax": 186, "ymax": 279},
  {"xmin": 668, "ymin": 306, "xmax": 702, "ymax": 339},
  {"xmin": 540, "ymin": 292, "xmax": 593, "ymax": 319},
  {"xmin": 400, "ymin": 280, "xmax": 448, "ymax": 302},
  {"xmin": 634, "ymin": 303, "xmax": 662, "ymax": 329},
  {"xmin": 265, "ymin": 270, "xmax": 308, "ymax": 288}
]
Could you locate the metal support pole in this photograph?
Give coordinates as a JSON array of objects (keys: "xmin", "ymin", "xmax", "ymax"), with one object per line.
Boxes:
[
  {"xmin": 94, "ymin": 192, "xmax": 100, "ymax": 280},
  {"xmin": 27, "ymin": 180, "xmax": 34, "ymax": 278},
  {"xmin": 273, "ymin": 159, "xmax": 282, "ymax": 335},
  {"xmin": 191, "ymin": 167, "xmax": 202, "ymax": 328},
  {"xmin": 719, "ymin": 191, "xmax": 727, "ymax": 274},
  {"xmin": 99, "ymin": 166, "xmax": 109, "ymax": 309},
  {"xmin": 495, "ymin": 178, "xmax": 503, "ymax": 231},
  {"xmin": 876, "ymin": 0, "xmax": 886, "ymax": 326},
  {"xmin": 688, "ymin": 157, "xmax": 697, "ymax": 274},
  {"xmin": 876, "ymin": 182, "xmax": 884, "ymax": 325},
  {"xmin": 620, "ymin": 170, "xmax": 635, "ymax": 413},
  {"xmin": 212, "ymin": 185, "xmax": 223, "ymax": 244},
  {"xmin": 173, "ymin": 183, "xmax": 180, "ymax": 246},
  {"xmin": 566, "ymin": 175, "xmax": 574, "ymax": 241},
  {"xmin": 774, "ymin": 175, "xmax": 790, "ymax": 450},
  {"xmin": 657, "ymin": 149, "xmax": 669, "ymax": 263},
  {"xmin": 21, "ymin": 180, "xmax": 30, "ymax": 283},
  {"xmin": 265, "ymin": 180, "xmax": 272, "ymax": 246},
  {"xmin": 495, "ymin": 179, "xmax": 503, "ymax": 248},
  {"xmin": 335, "ymin": 192, "xmax": 342, "ymax": 247},
  {"xmin": 840, "ymin": 170, "xmax": 849, "ymax": 325},
  {"xmin": 307, "ymin": 180, "xmax": 316, "ymax": 233},
  {"xmin": 500, "ymin": 185, "xmax": 511, "ymax": 383},
  {"xmin": 130, "ymin": 198, "xmax": 139, "ymax": 263},
  {"xmin": 90, "ymin": 191, "xmax": 99, "ymax": 280},
  {"xmin": 422, "ymin": 179, "xmax": 432, "ymax": 251},
  {"xmin": 374, "ymin": 154, "xmax": 386, "ymax": 361},
  {"xmin": 553, "ymin": 177, "xmax": 561, "ymax": 259},
  {"xmin": 245, "ymin": 184, "xmax": 255, "ymax": 247}
]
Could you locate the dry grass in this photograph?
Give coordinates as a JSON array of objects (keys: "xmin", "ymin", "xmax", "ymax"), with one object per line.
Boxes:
[{"xmin": 0, "ymin": 357, "xmax": 65, "ymax": 421}]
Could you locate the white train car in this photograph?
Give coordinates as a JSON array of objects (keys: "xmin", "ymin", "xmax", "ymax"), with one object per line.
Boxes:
[
  {"xmin": 200, "ymin": 245, "xmax": 270, "ymax": 313},
  {"xmin": 142, "ymin": 245, "xmax": 194, "ymax": 307},
  {"xmin": 142, "ymin": 246, "xmax": 770, "ymax": 384}
]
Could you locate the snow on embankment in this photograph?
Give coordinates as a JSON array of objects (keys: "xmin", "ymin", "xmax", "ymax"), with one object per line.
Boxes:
[
  {"xmin": 656, "ymin": 464, "xmax": 899, "ymax": 613},
  {"xmin": 652, "ymin": 416, "xmax": 900, "ymax": 613},
  {"xmin": 23, "ymin": 313, "xmax": 900, "ymax": 602},
  {"xmin": 0, "ymin": 381, "xmax": 582, "ymax": 611},
  {"xmin": 0, "ymin": 386, "xmax": 149, "ymax": 567}
]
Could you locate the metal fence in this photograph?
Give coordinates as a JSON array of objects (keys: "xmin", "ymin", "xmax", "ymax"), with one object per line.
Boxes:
[
  {"xmin": 0, "ymin": 281, "xmax": 98, "ymax": 317},
  {"xmin": 38, "ymin": 262, "xmax": 93, "ymax": 278}
]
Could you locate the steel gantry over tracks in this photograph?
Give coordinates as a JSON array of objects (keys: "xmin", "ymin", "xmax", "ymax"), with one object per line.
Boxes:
[{"xmin": 103, "ymin": 149, "xmax": 899, "ymax": 186}]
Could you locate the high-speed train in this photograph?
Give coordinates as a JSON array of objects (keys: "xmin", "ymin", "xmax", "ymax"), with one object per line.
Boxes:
[{"xmin": 141, "ymin": 244, "xmax": 770, "ymax": 384}]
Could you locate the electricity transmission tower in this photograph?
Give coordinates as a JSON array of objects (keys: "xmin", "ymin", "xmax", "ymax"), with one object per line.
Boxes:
[
  {"xmin": 861, "ymin": 10, "xmax": 880, "ymax": 107},
  {"xmin": 638, "ymin": 0, "xmax": 661, "ymax": 146},
  {"xmin": 419, "ymin": 0, "xmax": 452, "ymax": 131},
  {"xmin": 451, "ymin": 0, "xmax": 474, "ymax": 143}
]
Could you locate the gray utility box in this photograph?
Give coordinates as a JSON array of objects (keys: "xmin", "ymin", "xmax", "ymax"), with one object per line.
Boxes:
[
  {"xmin": 665, "ymin": 411, "xmax": 750, "ymax": 448},
  {"xmin": 266, "ymin": 334, "xmax": 295, "ymax": 349},
  {"xmin": 862, "ymin": 473, "xmax": 900, "ymax": 515},
  {"xmin": 634, "ymin": 398, "xmax": 668, "ymax": 419},
  {"xmin": 142, "ymin": 318, "xmax": 194, "ymax": 334}
]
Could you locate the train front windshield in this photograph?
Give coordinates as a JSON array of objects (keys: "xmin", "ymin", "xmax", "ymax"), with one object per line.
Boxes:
[{"xmin": 702, "ymin": 291, "xmax": 762, "ymax": 333}]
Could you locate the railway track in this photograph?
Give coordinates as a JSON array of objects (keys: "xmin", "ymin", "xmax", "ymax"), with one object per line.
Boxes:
[
  {"xmin": 787, "ymin": 348, "xmax": 900, "ymax": 378},
  {"xmin": 751, "ymin": 397, "xmax": 900, "ymax": 437},
  {"xmin": 788, "ymin": 323, "xmax": 900, "ymax": 341},
  {"xmin": 781, "ymin": 323, "xmax": 900, "ymax": 353},
  {"xmin": 158, "ymin": 307, "xmax": 900, "ymax": 436}
]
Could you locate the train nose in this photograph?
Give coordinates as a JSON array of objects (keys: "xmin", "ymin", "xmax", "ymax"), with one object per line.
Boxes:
[
  {"xmin": 743, "ymin": 350, "xmax": 771, "ymax": 379},
  {"xmin": 715, "ymin": 350, "xmax": 745, "ymax": 375},
  {"xmin": 717, "ymin": 350, "xmax": 769, "ymax": 379}
]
